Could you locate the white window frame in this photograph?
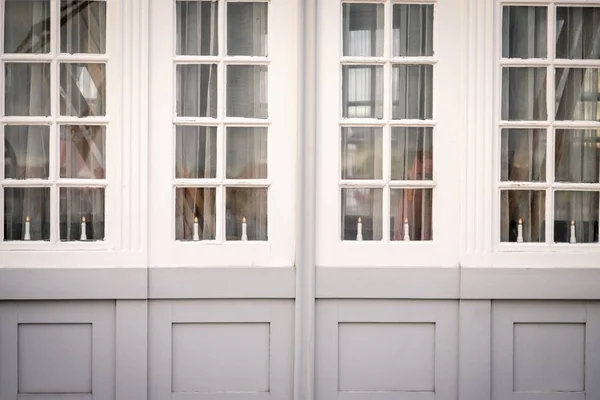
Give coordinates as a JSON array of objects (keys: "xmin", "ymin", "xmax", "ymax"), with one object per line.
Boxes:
[
  {"xmin": 0, "ymin": 0, "xmax": 147, "ymax": 268},
  {"xmin": 148, "ymin": 0, "xmax": 299, "ymax": 267},
  {"xmin": 316, "ymin": 0, "xmax": 465, "ymax": 267}
]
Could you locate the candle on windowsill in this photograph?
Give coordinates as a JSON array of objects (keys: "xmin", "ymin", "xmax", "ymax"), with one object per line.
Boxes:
[
  {"xmin": 570, "ymin": 220, "xmax": 577, "ymax": 244},
  {"xmin": 24, "ymin": 216, "xmax": 31, "ymax": 241},
  {"xmin": 356, "ymin": 217, "xmax": 363, "ymax": 241},
  {"xmin": 193, "ymin": 216, "xmax": 200, "ymax": 241},
  {"xmin": 403, "ymin": 218, "xmax": 410, "ymax": 241},
  {"xmin": 80, "ymin": 216, "xmax": 87, "ymax": 241},
  {"xmin": 241, "ymin": 216, "xmax": 248, "ymax": 241},
  {"xmin": 517, "ymin": 218, "xmax": 523, "ymax": 243}
]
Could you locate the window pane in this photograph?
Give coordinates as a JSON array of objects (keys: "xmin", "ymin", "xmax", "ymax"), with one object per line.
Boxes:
[
  {"xmin": 5, "ymin": 63, "xmax": 51, "ymax": 116},
  {"xmin": 556, "ymin": 7, "xmax": 600, "ymax": 60},
  {"xmin": 3, "ymin": 187, "xmax": 50, "ymax": 241},
  {"xmin": 60, "ymin": 125, "xmax": 106, "ymax": 179},
  {"xmin": 4, "ymin": 125, "xmax": 50, "ymax": 179},
  {"xmin": 390, "ymin": 188, "xmax": 432, "ymax": 241},
  {"xmin": 226, "ymin": 187, "xmax": 267, "ymax": 241},
  {"xmin": 502, "ymin": 6, "xmax": 547, "ymax": 59},
  {"xmin": 61, "ymin": 0, "xmax": 107, "ymax": 54},
  {"xmin": 342, "ymin": 65, "xmax": 383, "ymax": 119},
  {"xmin": 392, "ymin": 64, "xmax": 433, "ymax": 120},
  {"xmin": 60, "ymin": 63, "xmax": 106, "ymax": 116},
  {"xmin": 500, "ymin": 190, "xmax": 546, "ymax": 242},
  {"xmin": 554, "ymin": 191, "xmax": 599, "ymax": 243},
  {"xmin": 226, "ymin": 65, "xmax": 268, "ymax": 118},
  {"xmin": 59, "ymin": 187, "xmax": 105, "ymax": 241},
  {"xmin": 501, "ymin": 67, "xmax": 547, "ymax": 121},
  {"xmin": 555, "ymin": 68, "xmax": 600, "ymax": 121},
  {"xmin": 4, "ymin": 0, "xmax": 50, "ymax": 53},
  {"xmin": 176, "ymin": 64, "xmax": 218, "ymax": 118},
  {"xmin": 343, "ymin": 3, "xmax": 384, "ymax": 57},
  {"xmin": 175, "ymin": 187, "xmax": 216, "ymax": 240},
  {"xmin": 391, "ymin": 127, "xmax": 433, "ymax": 180},
  {"xmin": 175, "ymin": 126, "xmax": 217, "ymax": 179},
  {"xmin": 341, "ymin": 188, "xmax": 382, "ymax": 241},
  {"xmin": 227, "ymin": 2, "xmax": 267, "ymax": 56},
  {"xmin": 501, "ymin": 128, "xmax": 546, "ymax": 182},
  {"xmin": 226, "ymin": 127, "xmax": 267, "ymax": 179},
  {"xmin": 393, "ymin": 4, "xmax": 433, "ymax": 57},
  {"xmin": 555, "ymin": 129, "xmax": 600, "ymax": 183},
  {"xmin": 176, "ymin": 1, "xmax": 218, "ymax": 56},
  {"xmin": 341, "ymin": 127, "xmax": 382, "ymax": 180}
]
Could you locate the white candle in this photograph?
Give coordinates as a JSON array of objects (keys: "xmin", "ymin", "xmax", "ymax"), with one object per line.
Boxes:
[
  {"xmin": 193, "ymin": 216, "xmax": 200, "ymax": 241},
  {"xmin": 570, "ymin": 220, "xmax": 577, "ymax": 244},
  {"xmin": 356, "ymin": 217, "xmax": 363, "ymax": 241},
  {"xmin": 241, "ymin": 217, "xmax": 248, "ymax": 241},
  {"xmin": 80, "ymin": 216, "xmax": 87, "ymax": 241},
  {"xmin": 517, "ymin": 218, "xmax": 523, "ymax": 243},
  {"xmin": 24, "ymin": 216, "xmax": 31, "ymax": 241},
  {"xmin": 403, "ymin": 218, "xmax": 410, "ymax": 241}
]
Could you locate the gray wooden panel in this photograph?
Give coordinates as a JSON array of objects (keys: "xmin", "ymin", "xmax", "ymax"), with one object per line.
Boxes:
[
  {"xmin": 315, "ymin": 300, "xmax": 458, "ymax": 400},
  {"xmin": 115, "ymin": 300, "xmax": 148, "ymax": 400},
  {"xmin": 491, "ymin": 301, "xmax": 596, "ymax": 400},
  {"xmin": 586, "ymin": 302, "xmax": 600, "ymax": 400},
  {"xmin": 17, "ymin": 394, "xmax": 92, "ymax": 400},
  {"xmin": 0, "ymin": 301, "xmax": 115, "ymax": 400},
  {"xmin": 149, "ymin": 300, "xmax": 294, "ymax": 400},
  {"xmin": 458, "ymin": 300, "xmax": 491, "ymax": 400}
]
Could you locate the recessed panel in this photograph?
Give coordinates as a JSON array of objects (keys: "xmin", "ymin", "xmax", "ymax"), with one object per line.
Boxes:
[
  {"xmin": 171, "ymin": 323, "xmax": 270, "ymax": 393},
  {"xmin": 338, "ymin": 322, "xmax": 435, "ymax": 392},
  {"xmin": 18, "ymin": 323, "xmax": 92, "ymax": 394},
  {"xmin": 513, "ymin": 323, "xmax": 585, "ymax": 392}
]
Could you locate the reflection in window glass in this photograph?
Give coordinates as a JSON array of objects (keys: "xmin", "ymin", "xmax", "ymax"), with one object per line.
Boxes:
[
  {"xmin": 59, "ymin": 187, "xmax": 105, "ymax": 241},
  {"xmin": 555, "ymin": 68, "xmax": 600, "ymax": 121},
  {"xmin": 554, "ymin": 191, "xmax": 599, "ymax": 243},
  {"xmin": 4, "ymin": 126, "xmax": 50, "ymax": 180},
  {"xmin": 61, "ymin": 0, "xmax": 107, "ymax": 54},
  {"xmin": 176, "ymin": 64, "xmax": 218, "ymax": 118},
  {"xmin": 555, "ymin": 129, "xmax": 600, "ymax": 183},
  {"xmin": 500, "ymin": 129, "xmax": 546, "ymax": 182},
  {"xmin": 226, "ymin": 127, "xmax": 268, "ymax": 179},
  {"xmin": 392, "ymin": 64, "xmax": 433, "ymax": 120},
  {"xmin": 342, "ymin": 65, "xmax": 383, "ymax": 119},
  {"xmin": 501, "ymin": 67, "xmax": 547, "ymax": 121},
  {"xmin": 60, "ymin": 125, "xmax": 106, "ymax": 179},
  {"xmin": 341, "ymin": 188, "xmax": 382, "ymax": 241},
  {"xmin": 556, "ymin": 7, "xmax": 600, "ymax": 60},
  {"xmin": 341, "ymin": 127, "xmax": 382, "ymax": 180},
  {"xmin": 3, "ymin": 188, "xmax": 50, "ymax": 241},
  {"xmin": 176, "ymin": 126, "xmax": 217, "ymax": 179},
  {"xmin": 226, "ymin": 65, "xmax": 268, "ymax": 118},
  {"xmin": 343, "ymin": 3, "xmax": 384, "ymax": 57},
  {"xmin": 5, "ymin": 63, "xmax": 51, "ymax": 116},
  {"xmin": 227, "ymin": 2, "xmax": 268, "ymax": 56},
  {"xmin": 176, "ymin": 1, "xmax": 218, "ymax": 56},
  {"xmin": 175, "ymin": 187, "xmax": 216, "ymax": 241},
  {"xmin": 390, "ymin": 188, "xmax": 432, "ymax": 241},
  {"xmin": 502, "ymin": 6, "xmax": 547, "ymax": 59},
  {"xmin": 500, "ymin": 190, "xmax": 545, "ymax": 242},
  {"xmin": 4, "ymin": 0, "xmax": 50, "ymax": 53},
  {"xmin": 393, "ymin": 4, "xmax": 433, "ymax": 57},
  {"xmin": 391, "ymin": 127, "xmax": 433, "ymax": 180},
  {"xmin": 60, "ymin": 63, "xmax": 106, "ymax": 116},
  {"xmin": 226, "ymin": 187, "xmax": 268, "ymax": 241}
]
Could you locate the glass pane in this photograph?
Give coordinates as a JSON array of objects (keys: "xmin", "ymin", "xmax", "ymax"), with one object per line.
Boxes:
[
  {"xmin": 342, "ymin": 65, "xmax": 383, "ymax": 119},
  {"xmin": 226, "ymin": 187, "xmax": 267, "ymax": 241},
  {"xmin": 60, "ymin": 125, "xmax": 106, "ymax": 179},
  {"xmin": 176, "ymin": 64, "xmax": 218, "ymax": 118},
  {"xmin": 175, "ymin": 187, "xmax": 216, "ymax": 240},
  {"xmin": 343, "ymin": 3, "xmax": 384, "ymax": 57},
  {"xmin": 61, "ymin": 0, "xmax": 106, "ymax": 54},
  {"xmin": 227, "ymin": 2, "xmax": 268, "ymax": 56},
  {"xmin": 341, "ymin": 188, "xmax": 382, "ymax": 241},
  {"xmin": 226, "ymin": 127, "xmax": 267, "ymax": 179},
  {"xmin": 501, "ymin": 128, "xmax": 546, "ymax": 182},
  {"xmin": 555, "ymin": 68, "xmax": 600, "ymax": 121},
  {"xmin": 390, "ymin": 188, "xmax": 432, "ymax": 241},
  {"xmin": 502, "ymin": 6, "xmax": 547, "ymax": 59},
  {"xmin": 60, "ymin": 63, "xmax": 106, "ymax": 116},
  {"xmin": 500, "ymin": 190, "xmax": 545, "ymax": 242},
  {"xmin": 3, "ymin": 187, "xmax": 50, "ymax": 241},
  {"xmin": 59, "ymin": 187, "xmax": 105, "ymax": 241},
  {"xmin": 393, "ymin": 4, "xmax": 433, "ymax": 57},
  {"xmin": 175, "ymin": 126, "xmax": 217, "ymax": 179},
  {"xmin": 391, "ymin": 127, "xmax": 433, "ymax": 180},
  {"xmin": 501, "ymin": 67, "xmax": 547, "ymax": 121},
  {"xmin": 4, "ymin": 0, "xmax": 50, "ymax": 53},
  {"xmin": 392, "ymin": 64, "xmax": 433, "ymax": 120},
  {"xmin": 341, "ymin": 127, "xmax": 382, "ymax": 180},
  {"xmin": 176, "ymin": 1, "xmax": 218, "ymax": 56},
  {"xmin": 226, "ymin": 65, "xmax": 268, "ymax": 118},
  {"xmin": 556, "ymin": 7, "xmax": 600, "ymax": 60},
  {"xmin": 554, "ymin": 191, "xmax": 599, "ymax": 243},
  {"xmin": 5, "ymin": 63, "xmax": 51, "ymax": 116},
  {"xmin": 4, "ymin": 125, "xmax": 50, "ymax": 179},
  {"xmin": 555, "ymin": 129, "xmax": 600, "ymax": 183}
]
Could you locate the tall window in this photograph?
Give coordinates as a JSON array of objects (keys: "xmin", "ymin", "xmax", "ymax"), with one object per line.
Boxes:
[
  {"xmin": 499, "ymin": 4, "xmax": 600, "ymax": 245},
  {"xmin": 2, "ymin": 0, "xmax": 108, "ymax": 243}
]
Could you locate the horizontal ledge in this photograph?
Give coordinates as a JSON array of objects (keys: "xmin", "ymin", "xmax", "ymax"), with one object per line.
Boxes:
[
  {"xmin": 460, "ymin": 268, "xmax": 600, "ymax": 299},
  {"xmin": 316, "ymin": 267, "xmax": 459, "ymax": 299},
  {"xmin": 0, "ymin": 267, "xmax": 147, "ymax": 300},
  {"xmin": 149, "ymin": 267, "xmax": 295, "ymax": 298}
]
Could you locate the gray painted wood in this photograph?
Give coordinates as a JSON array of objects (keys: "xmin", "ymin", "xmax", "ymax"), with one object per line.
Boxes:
[
  {"xmin": 586, "ymin": 302, "xmax": 600, "ymax": 400},
  {"xmin": 459, "ymin": 300, "xmax": 491, "ymax": 400},
  {"xmin": 116, "ymin": 300, "xmax": 148, "ymax": 400}
]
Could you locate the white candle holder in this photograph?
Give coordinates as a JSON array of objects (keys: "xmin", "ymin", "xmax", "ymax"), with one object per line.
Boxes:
[
  {"xmin": 517, "ymin": 218, "xmax": 523, "ymax": 243},
  {"xmin": 356, "ymin": 217, "xmax": 363, "ymax": 241},
  {"xmin": 80, "ymin": 216, "xmax": 87, "ymax": 241},
  {"xmin": 241, "ymin": 217, "xmax": 248, "ymax": 241},
  {"xmin": 403, "ymin": 218, "xmax": 410, "ymax": 241},
  {"xmin": 24, "ymin": 216, "xmax": 31, "ymax": 241},
  {"xmin": 570, "ymin": 220, "xmax": 577, "ymax": 244},
  {"xmin": 193, "ymin": 216, "xmax": 200, "ymax": 241}
]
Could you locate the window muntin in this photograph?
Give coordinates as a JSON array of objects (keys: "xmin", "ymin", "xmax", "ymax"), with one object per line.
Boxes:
[
  {"xmin": 340, "ymin": 1, "xmax": 435, "ymax": 242},
  {"xmin": 1, "ymin": 0, "xmax": 109, "ymax": 243},
  {"xmin": 499, "ymin": 4, "xmax": 600, "ymax": 246}
]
